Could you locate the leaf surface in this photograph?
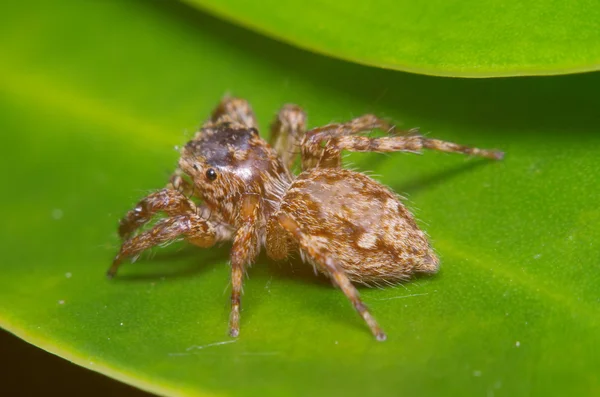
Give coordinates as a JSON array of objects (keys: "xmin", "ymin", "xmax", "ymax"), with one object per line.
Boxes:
[{"xmin": 0, "ymin": 1, "xmax": 599, "ymax": 396}]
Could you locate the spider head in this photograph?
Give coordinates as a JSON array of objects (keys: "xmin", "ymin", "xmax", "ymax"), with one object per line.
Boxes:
[{"xmin": 179, "ymin": 124, "xmax": 290, "ymax": 220}]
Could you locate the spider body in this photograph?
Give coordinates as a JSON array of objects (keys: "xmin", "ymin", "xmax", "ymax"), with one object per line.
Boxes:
[{"xmin": 109, "ymin": 97, "xmax": 503, "ymax": 341}]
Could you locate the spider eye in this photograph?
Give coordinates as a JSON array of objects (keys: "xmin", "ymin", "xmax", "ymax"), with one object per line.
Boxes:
[
  {"xmin": 205, "ymin": 168, "xmax": 217, "ymax": 181},
  {"xmin": 192, "ymin": 164, "xmax": 199, "ymax": 171}
]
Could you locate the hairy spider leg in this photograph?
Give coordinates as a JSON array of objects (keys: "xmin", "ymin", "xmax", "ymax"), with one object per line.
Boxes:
[
  {"xmin": 315, "ymin": 134, "xmax": 504, "ymax": 169},
  {"xmin": 300, "ymin": 114, "xmax": 405, "ymax": 169},
  {"xmin": 108, "ymin": 214, "xmax": 220, "ymax": 278},
  {"xmin": 275, "ymin": 211, "xmax": 387, "ymax": 341},
  {"xmin": 228, "ymin": 194, "xmax": 262, "ymax": 337},
  {"xmin": 300, "ymin": 114, "xmax": 503, "ymax": 169},
  {"xmin": 207, "ymin": 96, "xmax": 258, "ymax": 130},
  {"xmin": 118, "ymin": 189, "xmax": 199, "ymax": 240},
  {"xmin": 269, "ymin": 104, "xmax": 307, "ymax": 169},
  {"xmin": 167, "ymin": 168, "xmax": 195, "ymax": 197}
]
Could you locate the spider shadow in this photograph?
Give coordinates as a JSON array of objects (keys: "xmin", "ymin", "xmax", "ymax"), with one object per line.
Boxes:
[
  {"xmin": 109, "ymin": 243, "xmax": 231, "ymax": 282},
  {"xmin": 266, "ymin": 254, "xmax": 438, "ymax": 334},
  {"xmin": 347, "ymin": 148, "xmax": 494, "ymax": 194},
  {"xmin": 392, "ymin": 158, "xmax": 494, "ymax": 196},
  {"xmin": 266, "ymin": 254, "xmax": 331, "ymax": 288}
]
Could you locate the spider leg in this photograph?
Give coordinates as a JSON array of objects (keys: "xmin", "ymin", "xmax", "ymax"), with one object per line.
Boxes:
[
  {"xmin": 307, "ymin": 114, "xmax": 395, "ymax": 140},
  {"xmin": 118, "ymin": 188, "xmax": 199, "ymax": 240},
  {"xmin": 304, "ymin": 124, "xmax": 504, "ymax": 169},
  {"xmin": 166, "ymin": 167, "xmax": 195, "ymax": 197},
  {"xmin": 228, "ymin": 194, "xmax": 261, "ymax": 337},
  {"xmin": 269, "ymin": 104, "xmax": 307, "ymax": 169},
  {"xmin": 108, "ymin": 213, "xmax": 220, "ymax": 278},
  {"xmin": 275, "ymin": 211, "xmax": 387, "ymax": 341},
  {"xmin": 301, "ymin": 114, "xmax": 409, "ymax": 169},
  {"xmin": 265, "ymin": 215, "xmax": 293, "ymax": 261},
  {"xmin": 205, "ymin": 96, "xmax": 258, "ymax": 129},
  {"xmin": 319, "ymin": 134, "xmax": 504, "ymax": 168}
]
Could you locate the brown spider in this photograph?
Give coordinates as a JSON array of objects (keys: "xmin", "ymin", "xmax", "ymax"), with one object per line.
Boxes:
[{"xmin": 107, "ymin": 97, "xmax": 503, "ymax": 341}]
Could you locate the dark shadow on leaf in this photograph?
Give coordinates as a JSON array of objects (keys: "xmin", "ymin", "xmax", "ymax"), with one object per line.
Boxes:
[
  {"xmin": 393, "ymin": 159, "xmax": 494, "ymax": 196},
  {"xmin": 110, "ymin": 243, "xmax": 230, "ymax": 282},
  {"xmin": 264, "ymin": 254, "xmax": 332, "ymax": 288},
  {"xmin": 144, "ymin": 0, "xmax": 600, "ymax": 139}
]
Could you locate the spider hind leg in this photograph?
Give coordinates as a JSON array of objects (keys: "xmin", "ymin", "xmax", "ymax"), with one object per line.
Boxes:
[{"xmin": 275, "ymin": 211, "xmax": 387, "ymax": 341}]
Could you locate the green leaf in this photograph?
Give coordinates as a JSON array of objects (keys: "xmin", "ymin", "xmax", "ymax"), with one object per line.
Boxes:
[
  {"xmin": 185, "ymin": 0, "xmax": 600, "ymax": 77},
  {"xmin": 1, "ymin": 1, "xmax": 599, "ymax": 396}
]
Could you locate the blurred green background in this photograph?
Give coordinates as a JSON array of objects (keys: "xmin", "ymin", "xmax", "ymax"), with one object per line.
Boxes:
[{"xmin": 1, "ymin": 1, "xmax": 599, "ymax": 396}]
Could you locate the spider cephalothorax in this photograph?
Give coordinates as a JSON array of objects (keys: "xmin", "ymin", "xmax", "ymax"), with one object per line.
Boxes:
[
  {"xmin": 109, "ymin": 97, "xmax": 503, "ymax": 341},
  {"xmin": 179, "ymin": 123, "xmax": 291, "ymax": 225}
]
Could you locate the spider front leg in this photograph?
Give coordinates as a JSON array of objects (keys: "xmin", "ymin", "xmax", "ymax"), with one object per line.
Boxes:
[
  {"xmin": 205, "ymin": 96, "xmax": 258, "ymax": 129},
  {"xmin": 108, "ymin": 213, "xmax": 221, "ymax": 279},
  {"xmin": 166, "ymin": 168, "xmax": 195, "ymax": 197},
  {"xmin": 118, "ymin": 188, "xmax": 200, "ymax": 240},
  {"xmin": 228, "ymin": 194, "xmax": 262, "ymax": 337},
  {"xmin": 275, "ymin": 211, "xmax": 387, "ymax": 341},
  {"xmin": 269, "ymin": 104, "xmax": 307, "ymax": 169}
]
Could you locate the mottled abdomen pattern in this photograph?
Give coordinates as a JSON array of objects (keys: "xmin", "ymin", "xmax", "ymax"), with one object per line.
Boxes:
[{"xmin": 279, "ymin": 168, "xmax": 439, "ymax": 285}]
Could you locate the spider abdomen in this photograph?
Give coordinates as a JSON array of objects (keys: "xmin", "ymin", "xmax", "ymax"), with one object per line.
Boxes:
[{"xmin": 279, "ymin": 168, "xmax": 439, "ymax": 285}]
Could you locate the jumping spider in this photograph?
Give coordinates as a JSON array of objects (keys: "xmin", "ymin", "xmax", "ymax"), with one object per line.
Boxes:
[{"xmin": 108, "ymin": 97, "xmax": 503, "ymax": 341}]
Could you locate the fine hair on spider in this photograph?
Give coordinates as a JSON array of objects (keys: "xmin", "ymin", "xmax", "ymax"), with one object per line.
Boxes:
[{"xmin": 108, "ymin": 96, "xmax": 503, "ymax": 341}]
